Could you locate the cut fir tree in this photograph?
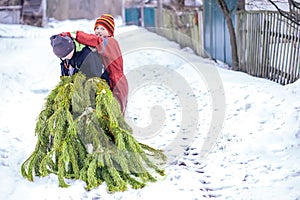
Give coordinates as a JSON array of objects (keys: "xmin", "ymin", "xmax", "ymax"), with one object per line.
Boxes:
[{"xmin": 21, "ymin": 72, "xmax": 167, "ymax": 192}]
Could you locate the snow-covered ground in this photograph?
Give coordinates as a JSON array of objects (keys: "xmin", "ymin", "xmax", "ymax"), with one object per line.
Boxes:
[{"xmin": 0, "ymin": 18, "xmax": 299, "ymax": 200}]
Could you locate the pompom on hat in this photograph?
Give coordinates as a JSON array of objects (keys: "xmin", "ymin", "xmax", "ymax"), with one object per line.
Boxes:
[
  {"xmin": 94, "ymin": 14, "xmax": 115, "ymax": 36},
  {"xmin": 50, "ymin": 34, "xmax": 75, "ymax": 58}
]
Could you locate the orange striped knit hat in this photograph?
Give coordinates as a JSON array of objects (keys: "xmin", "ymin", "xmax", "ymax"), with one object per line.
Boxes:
[{"xmin": 94, "ymin": 14, "xmax": 115, "ymax": 36}]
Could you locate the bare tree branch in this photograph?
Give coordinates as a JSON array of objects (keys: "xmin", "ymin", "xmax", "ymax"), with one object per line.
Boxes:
[{"xmin": 268, "ymin": 0, "xmax": 300, "ymax": 25}]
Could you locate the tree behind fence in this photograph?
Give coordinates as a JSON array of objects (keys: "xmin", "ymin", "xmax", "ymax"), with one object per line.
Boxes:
[{"xmin": 236, "ymin": 11, "xmax": 300, "ymax": 85}]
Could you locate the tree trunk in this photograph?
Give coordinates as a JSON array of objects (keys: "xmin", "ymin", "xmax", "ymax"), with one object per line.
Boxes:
[{"xmin": 216, "ymin": 0, "xmax": 239, "ymax": 70}]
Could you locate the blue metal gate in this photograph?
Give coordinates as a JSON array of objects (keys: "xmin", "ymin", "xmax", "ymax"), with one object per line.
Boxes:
[
  {"xmin": 143, "ymin": 7, "xmax": 156, "ymax": 28},
  {"xmin": 204, "ymin": 0, "xmax": 237, "ymax": 66},
  {"xmin": 125, "ymin": 6, "xmax": 156, "ymax": 28},
  {"xmin": 125, "ymin": 7, "xmax": 140, "ymax": 26}
]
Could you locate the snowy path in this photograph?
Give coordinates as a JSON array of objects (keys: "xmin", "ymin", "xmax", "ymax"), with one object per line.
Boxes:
[{"xmin": 0, "ymin": 20, "xmax": 299, "ymax": 200}]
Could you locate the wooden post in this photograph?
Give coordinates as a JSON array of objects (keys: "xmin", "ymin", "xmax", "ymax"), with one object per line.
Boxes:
[
  {"xmin": 140, "ymin": 1, "xmax": 144, "ymax": 27},
  {"xmin": 41, "ymin": 0, "xmax": 47, "ymax": 26},
  {"xmin": 122, "ymin": 0, "xmax": 125, "ymax": 25},
  {"xmin": 157, "ymin": 0, "xmax": 163, "ymax": 33}
]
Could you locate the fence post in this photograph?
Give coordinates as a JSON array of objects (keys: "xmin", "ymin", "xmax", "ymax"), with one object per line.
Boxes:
[
  {"xmin": 157, "ymin": 0, "xmax": 163, "ymax": 34},
  {"xmin": 261, "ymin": 12, "xmax": 270, "ymax": 79}
]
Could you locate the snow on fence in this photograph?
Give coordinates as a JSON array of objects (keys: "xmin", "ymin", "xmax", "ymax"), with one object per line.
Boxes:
[{"xmin": 236, "ymin": 11, "xmax": 300, "ymax": 85}]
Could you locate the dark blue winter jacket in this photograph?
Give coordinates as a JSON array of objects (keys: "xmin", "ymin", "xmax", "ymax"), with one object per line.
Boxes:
[{"xmin": 60, "ymin": 45, "xmax": 110, "ymax": 86}]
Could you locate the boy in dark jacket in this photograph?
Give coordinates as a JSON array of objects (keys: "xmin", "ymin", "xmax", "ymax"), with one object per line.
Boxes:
[{"xmin": 50, "ymin": 34, "xmax": 110, "ymax": 85}]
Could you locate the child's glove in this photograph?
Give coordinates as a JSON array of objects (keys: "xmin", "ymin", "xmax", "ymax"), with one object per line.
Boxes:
[
  {"xmin": 59, "ymin": 31, "xmax": 76, "ymax": 39},
  {"xmin": 59, "ymin": 32, "xmax": 71, "ymax": 37}
]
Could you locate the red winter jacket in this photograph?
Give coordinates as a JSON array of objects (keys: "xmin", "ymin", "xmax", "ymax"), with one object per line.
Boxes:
[{"xmin": 75, "ymin": 31, "xmax": 128, "ymax": 115}]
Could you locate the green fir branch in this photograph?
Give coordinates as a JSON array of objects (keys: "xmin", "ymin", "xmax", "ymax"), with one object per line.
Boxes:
[{"xmin": 21, "ymin": 72, "xmax": 166, "ymax": 192}]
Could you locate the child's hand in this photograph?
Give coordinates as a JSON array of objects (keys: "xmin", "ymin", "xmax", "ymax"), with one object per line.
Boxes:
[
  {"xmin": 59, "ymin": 32, "xmax": 71, "ymax": 38},
  {"xmin": 59, "ymin": 32, "xmax": 77, "ymax": 39}
]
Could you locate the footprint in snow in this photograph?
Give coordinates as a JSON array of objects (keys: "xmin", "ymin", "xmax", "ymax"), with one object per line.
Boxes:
[{"xmin": 0, "ymin": 148, "xmax": 9, "ymax": 167}]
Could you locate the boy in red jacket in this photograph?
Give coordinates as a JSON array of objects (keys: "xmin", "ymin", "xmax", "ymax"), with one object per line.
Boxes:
[{"xmin": 63, "ymin": 14, "xmax": 128, "ymax": 115}]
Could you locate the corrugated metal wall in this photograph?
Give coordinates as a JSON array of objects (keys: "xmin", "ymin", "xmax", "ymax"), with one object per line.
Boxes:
[{"xmin": 204, "ymin": 0, "xmax": 236, "ymax": 66}]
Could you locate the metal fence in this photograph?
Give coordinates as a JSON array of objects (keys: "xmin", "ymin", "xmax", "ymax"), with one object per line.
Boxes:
[{"xmin": 236, "ymin": 11, "xmax": 300, "ymax": 85}]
